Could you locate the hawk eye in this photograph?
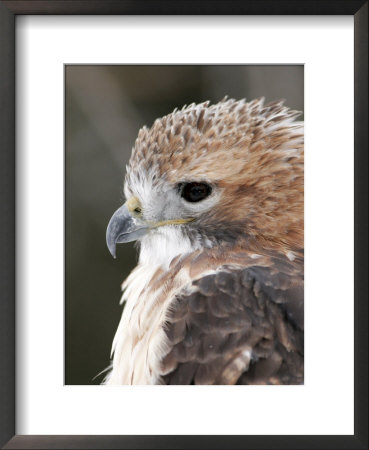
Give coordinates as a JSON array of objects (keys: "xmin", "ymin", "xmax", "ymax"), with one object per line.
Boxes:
[{"xmin": 180, "ymin": 182, "xmax": 212, "ymax": 203}]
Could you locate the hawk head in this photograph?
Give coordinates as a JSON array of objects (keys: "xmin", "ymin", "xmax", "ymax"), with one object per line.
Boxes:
[{"xmin": 107, "ymin": 98, "xmax": 303, "ymax": 262}]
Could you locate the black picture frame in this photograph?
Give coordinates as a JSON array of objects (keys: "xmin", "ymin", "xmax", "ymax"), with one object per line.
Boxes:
[{"xmin": 0, "ymin": 1, "xmax": 367, "ymax": 449}]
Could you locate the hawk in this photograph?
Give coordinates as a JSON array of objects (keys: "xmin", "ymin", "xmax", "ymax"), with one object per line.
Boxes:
[{"xmin": 105, "ymin": 98, "xmax": 304, "ymax": 385}]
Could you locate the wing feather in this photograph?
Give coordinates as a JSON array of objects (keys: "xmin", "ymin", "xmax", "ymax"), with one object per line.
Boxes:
[{"xmin": 160, "ymin": 259, "xmax": 303, "ymax": 385}]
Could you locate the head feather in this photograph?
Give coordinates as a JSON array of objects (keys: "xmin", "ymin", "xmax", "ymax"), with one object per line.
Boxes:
[{"xmin": 126, "ymin": 98, "xmax": 304, "ymax": 253}]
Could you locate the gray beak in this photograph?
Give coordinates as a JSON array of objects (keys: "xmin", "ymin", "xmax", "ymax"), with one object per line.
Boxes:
[{"xmin": 106, "ymin": 204, "xmax": 149, "ymax": 258}]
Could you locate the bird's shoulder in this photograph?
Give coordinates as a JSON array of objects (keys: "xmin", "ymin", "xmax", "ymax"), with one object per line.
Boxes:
[{"xmin": 160, "ymin": 254, "xmax": 304, "ymax": 385}]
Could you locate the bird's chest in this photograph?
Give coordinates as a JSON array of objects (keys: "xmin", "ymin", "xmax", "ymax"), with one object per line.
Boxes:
[{"xmin": 107, "ymin": 262, "xmax": 190, "ymax": 384}]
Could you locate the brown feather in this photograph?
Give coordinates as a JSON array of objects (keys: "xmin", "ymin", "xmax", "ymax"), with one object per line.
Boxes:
[
  {"xmin": 127, "ymin": 98, "xmax": 303, "ymax": 254},
  {"xmin": 161, "ymin": 255, "xmax": 303, "ymax": 385},
  {"xmin": 107, "ymin": 98, "xmax": 304, "ymax": 385}
]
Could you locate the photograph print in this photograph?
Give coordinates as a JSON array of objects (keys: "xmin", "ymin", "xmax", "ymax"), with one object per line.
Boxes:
[{"xmin": 65, "ymin": 65, "xmax": 304, "ymax": 385}]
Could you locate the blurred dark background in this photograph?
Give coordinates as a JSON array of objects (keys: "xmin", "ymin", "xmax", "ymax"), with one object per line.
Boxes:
[{"xmin": 65, "ymin": 65, "xmax": 304, "ymax": 385}]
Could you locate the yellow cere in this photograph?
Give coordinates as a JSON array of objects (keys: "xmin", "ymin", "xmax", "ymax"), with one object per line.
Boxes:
[{"xmin": 125, "ymin": 197, "xmax": 193, "ymax": 227}]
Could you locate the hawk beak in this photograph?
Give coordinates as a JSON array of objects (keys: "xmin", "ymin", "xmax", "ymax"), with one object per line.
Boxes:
[{"xmin": 106, "ymin": 204, "xmax": 148, "ymax": 258}]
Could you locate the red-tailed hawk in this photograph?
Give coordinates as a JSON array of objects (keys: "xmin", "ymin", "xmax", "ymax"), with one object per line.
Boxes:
[{"xmin": 105, "ymin": 98, "xmax": 304, "ymax": 385}]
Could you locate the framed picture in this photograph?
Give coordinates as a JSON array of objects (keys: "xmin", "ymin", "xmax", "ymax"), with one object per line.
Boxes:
[
  {"xmin": 0, "ymin": 1, "xmax": 367, "ymax": 449},
  {"xmin": 64, "ymin": 64, "xmax": 305, "ymax": 387}
]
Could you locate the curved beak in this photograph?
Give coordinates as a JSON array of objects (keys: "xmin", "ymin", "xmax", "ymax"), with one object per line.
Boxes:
[{"xmin": 106, "ymin": 204, "xmax": 149, "ymax": 258}]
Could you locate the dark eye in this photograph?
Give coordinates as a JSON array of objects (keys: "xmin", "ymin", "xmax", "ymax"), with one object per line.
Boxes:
[{"xmin": 180, "ymin": 182, "xmax": 212, "ymax": 202}]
